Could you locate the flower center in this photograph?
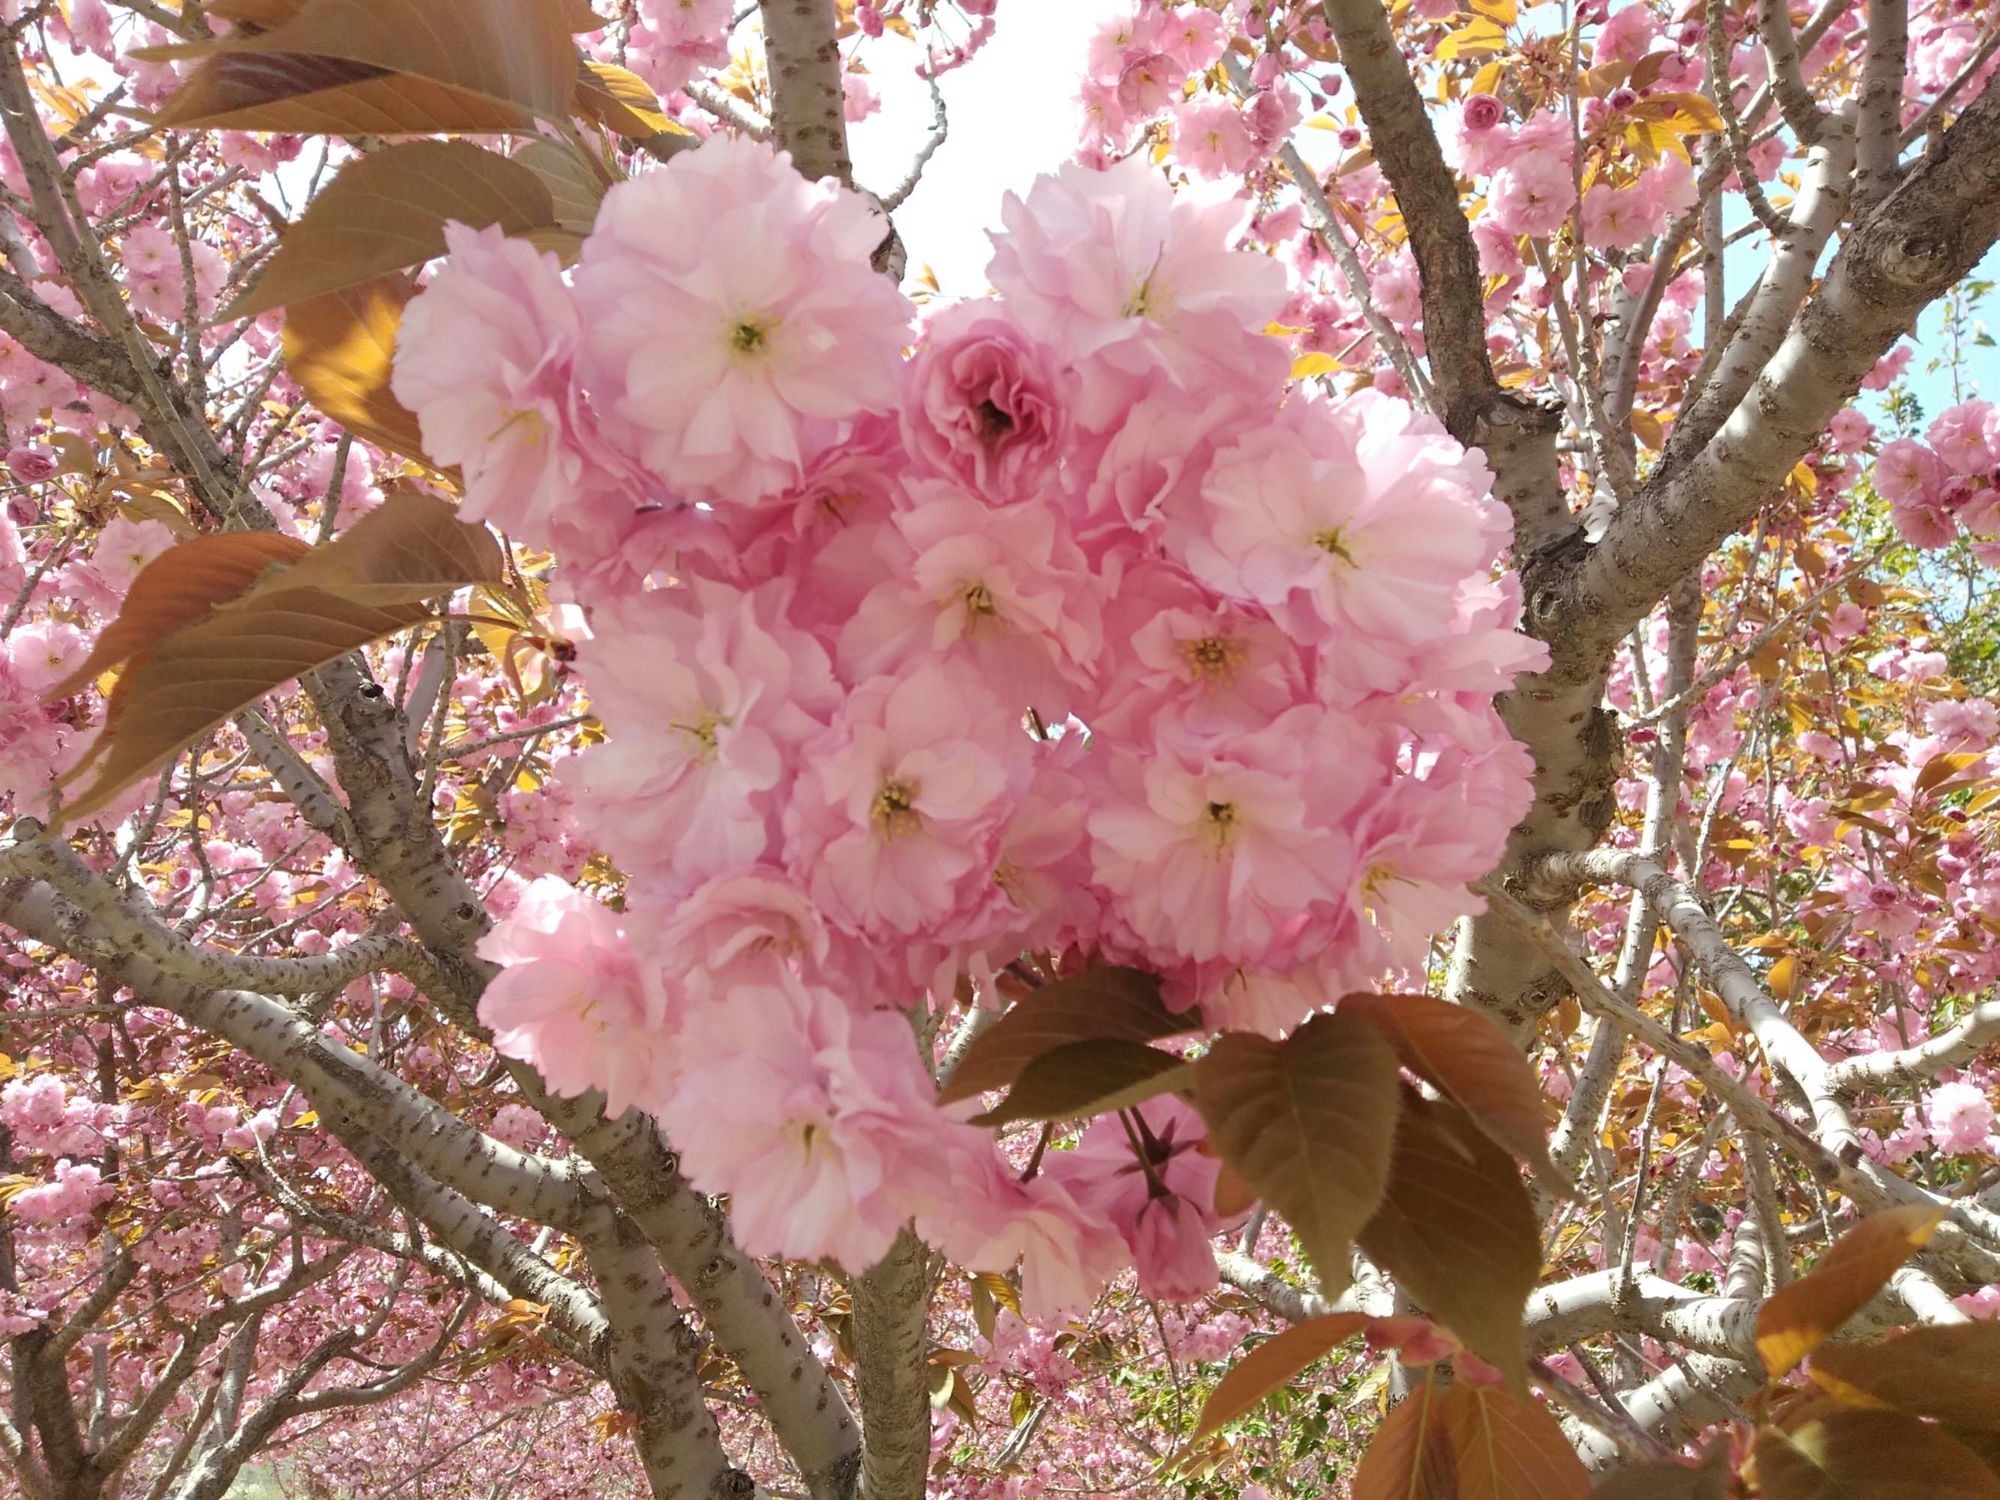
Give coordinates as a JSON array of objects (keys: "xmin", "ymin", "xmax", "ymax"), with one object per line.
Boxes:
[
  {"xmin": 671, "ymin": 710, "xmax": 730, "ymax": 761},
  {"xmin": 872, "ymin": 778, "xmax": 921, "ymax": 837},
  {"xmin": 976, "ymin": 398, "xmax": 1014, "ymax": 439},
  {"xmin": 960, "ymin": 579, "xmax": 999, "ymax": 622},
  {"xmin": 1180, "ymin": 634, "xmax": 1243, "ymax": 684},
  {"xmin": 730, "ymin": 316, "xmax": 775, "ymax": 356},
  {"xmin": 1312, "ymin": 527, "xmax": 1354, "ymax": 563},
  {"xmin": 488, "ymin": 406, "xmax": 548, "ymax": 446},
  {"xmin": 1200, "ymin": 800, "xmax": 1238, "ymax": 848},
  {"xmin": 1122, "ymin": 253, "xmax": 1171, "ymax": 320}
]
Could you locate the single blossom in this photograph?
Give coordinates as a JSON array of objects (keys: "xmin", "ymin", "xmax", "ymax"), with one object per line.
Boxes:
[{"xmin": 575, "ymin": 134, "xmax": 914, "ymax": 504}]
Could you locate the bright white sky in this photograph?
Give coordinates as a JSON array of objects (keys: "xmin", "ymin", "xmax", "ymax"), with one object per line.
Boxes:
[{"xmin": 844, "ymin": 0, "xmax": 1127, "ymax": 296}]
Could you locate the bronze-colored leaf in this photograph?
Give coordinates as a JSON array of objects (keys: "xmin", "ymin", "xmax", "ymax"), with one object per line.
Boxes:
[
  {"xmin": 205, "ymin": 0, "xmax": 308, "ymax": 22},
  {"xmin": 153, "ymin": 0, "xmax": 575, "ymax": 134},
  {"xmin": 43, "ymin": 533, "xmax": 308, "ymax": 700},
  {"xmin": 1756, "ymin": 1205, "xmax": 1946, "ymax": 1378},
  {"xmin": 938, "ymin": 966, "xmax": 1195, "ymax": 1105},
  {"xmin": 1809, "ymin": 1324, "xmax": 2000, "ymax": 1431},
  {"xmin": 282, "ymin": 274, "xmax": 426, "ymax": 461},
  {"xmin": 968, "ymin": 1039, "xmax": 1192, "ymax": 1126},
  {"xmin": 1190, "ymin": 1014, "xmax": 1403, "ymax": 1297},
  {"xmin": 1753, "ymin": 1401, "xmax": 2000, "ymax": 1499},
  {"xmin": 1436, "ymin": 1382, "xmax": 1589, "ymax": 1500},
  {"xmin": 515, "ymin": 137, "xmax": 610, "ymax": 242},
  {"xmin": 1352, "ymin": 1376, "xmax": 1454, "ymax": 1500},
  {"xmin": 55, "ymin": 490, "xmax": 502, "ymax": 823},
  {"xmin": 1190, "ymin": 1313, "xmax": 1371, "ymax": 1442},
  {"xmin": 1358, "ymin": 1089, "xmax": 1540, "ymax": 1385},
  {"xmin": 1340, "ymin": 993, "xmax": 1553, "ymax": 1168},
  {"xmin": 230, "ymin": 141, "xmax": 562, "ymax": 319},
  {"xmin": 575, "ymin": 58, "xmax": 692, "ymax": 145}
]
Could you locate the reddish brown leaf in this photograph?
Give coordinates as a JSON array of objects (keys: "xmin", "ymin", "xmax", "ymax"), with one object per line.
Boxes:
[
  {"xmin": 43, "ymin": 533, "xmax": 308, "ymax": 701},
  {"xmin": 515, "ymin": 137, "xmax": 608, "ymax": 242},
  {"xmin": 1436, "ymin": 1382, "xmax": 1590, "ymax": 1500},
  {"xmin": 575, "ymin": 58, "xmax": 692, "ymax": 144},
  {"xmin": 1191, "ymin": 1014, "xmax": 1403, "ymax": 1297},
  {"xmin": 1191, "ymin": 1314, "xmax": 1371, "ymax": 1442},
  {"xmin": 967, "ymin": 1040, "xmax": 1193, "ymax": 1126},
  {"xmin": 152, "ymin": 0, "xmax": 575, "ymax": 134},
  {"xmin": 1358, "ymin": 1089, "xmax": 1540, "ymax": 1385},
  {"xmin": 1339, "ymin": 993, "xmax": 1553, "ymax": 1168},
  {"xmin": 1753, "ymin": 1402, "xmax": 2000, "ymax": 1499},
  {"xmin": 1756, "ymin": 1205, "xmax": 1946, "ymax": 1378},
  {"xmin": 1809, "ymin": 1324, "xmax": 2000, "ymax": 1430},
  {"xmin": 230, "ymin": 141, "xmax": 564, "ymax": 319},
  {"xmin": 1352, "ymin": 1377, "xmax": 1455, "ymax": 1500},
  {"xmin": 205, "ymin": 0, "xmax": 308, "ymax": 20},
  {"xmin": 56, "ymin": 490, "xmax": 502, "ymax": 823},
  {"xmin": 938, "ymin": 966, "xmax": 1194, "ymax": 1105}
]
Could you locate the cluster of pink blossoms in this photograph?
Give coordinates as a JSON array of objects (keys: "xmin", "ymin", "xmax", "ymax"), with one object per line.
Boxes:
[
  {"xmin": 1874, "ymin": 400, "xmax": 2000, "ymax": 556},
  {"xmin": 391, "ymin": 134, "xmax": 1544, "ymax": 1311}
]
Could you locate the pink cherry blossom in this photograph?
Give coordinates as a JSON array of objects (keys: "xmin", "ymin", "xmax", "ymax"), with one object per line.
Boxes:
[
  {"xmin": 784, "ymin": 661, "xmax": 1032, "ymax": 940},
  {"xmin": 900, "ymin": 300, "xmax": 1073, "ymax": 502},
  {"xmin": 476, "ymin": 876, "xmax": 672, "ymax": 1117},
  {"xmin": 567, "ymin": 579, "xmax": 837, "ymax": 899},
  {"xmin": 987, "ymin": 155, "xmax": 1288, "ymax": 426},
  {"xmin": 394, "ymin": 223, "xmax": 634, "ymax": 555},
  {"xmin": 575, "ymin": 134, "xmax": 913, "ymax": 504},
  {"xmin": 657, "ymin": 975, "xmax": 939, "ymax": 1270}
]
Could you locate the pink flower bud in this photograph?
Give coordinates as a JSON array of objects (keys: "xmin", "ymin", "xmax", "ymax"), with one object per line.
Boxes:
[
  {"xmin": 1462, "ymin": 92, "xmax": 1505, "ymax": 131},
  {"xmin": 7, "ymin": 446, "xmax": 57, "ymax": 482}
]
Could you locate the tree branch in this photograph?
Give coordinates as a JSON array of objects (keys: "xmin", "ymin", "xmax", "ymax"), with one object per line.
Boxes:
[
  {"xmin": 1824, "ymin": 1001, "xmax": 2000, "ymax": 1093},
  {"xmin": 1317, "ymin": 0, "xmax": 1497, "ymax": 440},
  {"xmin": 850, "ymin": 1230, "xmax": 933, "ymax": 1500},
  {"xmin": 759, "ymin": 0, "xmax": 853, "ymax": 186},
  {"xmin": 1560, "ymin": 77, "xmax": 2000, "ymax": 655},
  {"xmin": 1855, "ymin": 0, "xmax": 1910, "ymax": 208}
]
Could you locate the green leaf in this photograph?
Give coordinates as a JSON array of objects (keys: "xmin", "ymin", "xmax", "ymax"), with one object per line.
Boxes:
[
  {"xmin": 938, "ymin": 966, "xmax": 1195, "ymax": 1105},
  {"xmin": 1358, "ymin": 1089, "xmax": 1540, "ymax": 1386},
  {"xmin": 229, "ymin": 141, "xmax": 567, "ymax": 320},
  {"xmin": 1191, "ymin": 1013, "xmax": 1403, "ymax": 1297},
  {"xmin": 969, "ymin": 1039, "xmax": 1193, "ymax": 1126}
]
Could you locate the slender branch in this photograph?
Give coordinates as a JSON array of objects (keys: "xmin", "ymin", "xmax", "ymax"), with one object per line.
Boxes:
[
  {"xmin": 1825, "ymin": 1001, "xmax": 2000, "ymax": 1092},
  {"xmin": 1755, "ymin": 0, "xmax": 1829, "ymax": 145},
  {"xmin": 1563, "ymin": 76, "xmax": 2000, "ymax": 654},
  {"xmin": 1223, "ymin": 52, "xmax": 1429, "ymax": 405}
]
